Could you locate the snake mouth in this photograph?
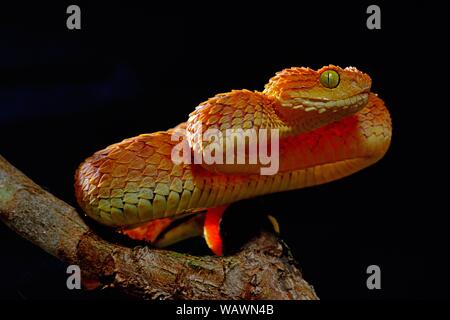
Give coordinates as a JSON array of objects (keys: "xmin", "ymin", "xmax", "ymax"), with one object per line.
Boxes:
[{"xmin": 281, "ymin": 92, "xmax": 369, "ymax": 114}]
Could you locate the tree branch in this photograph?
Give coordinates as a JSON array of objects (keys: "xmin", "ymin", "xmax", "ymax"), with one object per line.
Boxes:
[{"xmin": 0, "ymin": 154, "xmax": 318, "ymax": 300}]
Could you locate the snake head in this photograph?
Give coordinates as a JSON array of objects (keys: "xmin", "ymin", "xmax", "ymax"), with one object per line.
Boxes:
[{"xmin": 264, "ymin": 65, "xmax": 371, "ymax": 116}]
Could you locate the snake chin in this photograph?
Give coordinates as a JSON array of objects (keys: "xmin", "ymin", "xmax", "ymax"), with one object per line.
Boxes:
[{"xmin": 281, "ymin": 92, "xmax": 369, "ymax": 114}]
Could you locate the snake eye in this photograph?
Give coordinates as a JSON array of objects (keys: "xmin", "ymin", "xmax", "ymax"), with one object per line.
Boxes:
[{"xmin": 320, "ymin": 70, "xmax": 340, "ymax": 88}]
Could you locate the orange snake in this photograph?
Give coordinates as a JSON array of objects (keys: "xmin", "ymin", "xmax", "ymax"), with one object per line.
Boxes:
[{"xmin": 75, "ymin": 66, "xmax": 392, "ymax": 255}]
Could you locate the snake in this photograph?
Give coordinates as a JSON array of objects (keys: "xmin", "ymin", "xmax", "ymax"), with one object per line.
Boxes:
[{"xmin": 75, "ymin": 65, "xmax": 392, "ymax": 255}]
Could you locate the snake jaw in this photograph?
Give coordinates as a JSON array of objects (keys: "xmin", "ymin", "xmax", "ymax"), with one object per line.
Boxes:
[
  {"xmin": 281, "ymin": 92, "xmax": 369, "ymax": 114},
  {"xmin": 273, "ymin": 91, "xmax": 371, "ymax": 137}
]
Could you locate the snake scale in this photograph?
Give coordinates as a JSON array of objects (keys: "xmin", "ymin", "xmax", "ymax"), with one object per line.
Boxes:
[{"xmin": 75, "ymin": 66, "xmax": 392, "ymax": 255}]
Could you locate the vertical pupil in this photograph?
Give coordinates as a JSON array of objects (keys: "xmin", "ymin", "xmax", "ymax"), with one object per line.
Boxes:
[{"xmin": 320, "ymin": 70, "xmax": 339, "ymax": 88}]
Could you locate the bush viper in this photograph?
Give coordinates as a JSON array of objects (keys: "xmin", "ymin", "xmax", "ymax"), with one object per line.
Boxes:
[{"xmin": 75, "ymin": 65, "xmax": 392, "ymax": 255}]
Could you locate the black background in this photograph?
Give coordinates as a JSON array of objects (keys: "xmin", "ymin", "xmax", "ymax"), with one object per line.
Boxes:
[{"xmin": 0, "ymin": 2, "xmax": 448, "ymax": 301}]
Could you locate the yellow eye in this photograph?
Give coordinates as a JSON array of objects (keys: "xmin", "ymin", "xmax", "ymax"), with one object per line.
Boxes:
[{"xmin": 320, "ymin": 70, "xmax": 340, "ymax": 88}]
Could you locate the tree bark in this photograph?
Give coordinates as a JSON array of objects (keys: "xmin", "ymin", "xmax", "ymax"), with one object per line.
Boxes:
[{"xmin": 0, "ymin": 154, "xmax": 318, "ymax": 300}]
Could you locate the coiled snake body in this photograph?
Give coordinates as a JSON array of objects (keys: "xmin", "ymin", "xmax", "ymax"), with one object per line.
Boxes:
[{"xmin": 75, "ymin": 66, "xmax": 392, "ymax": 255}]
